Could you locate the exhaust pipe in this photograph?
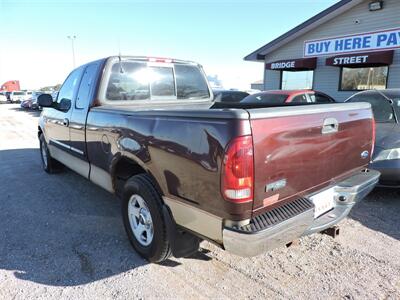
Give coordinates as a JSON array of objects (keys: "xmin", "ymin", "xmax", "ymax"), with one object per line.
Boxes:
[{"xmin": 322, "ymin": 226, "xmax": 340, "ymax": 238}]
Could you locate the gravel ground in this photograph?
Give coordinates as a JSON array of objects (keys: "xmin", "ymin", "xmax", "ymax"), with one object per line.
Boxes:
[{"xmin": 0, "ymin": 104, "xmax": 399, "ymax": 300}]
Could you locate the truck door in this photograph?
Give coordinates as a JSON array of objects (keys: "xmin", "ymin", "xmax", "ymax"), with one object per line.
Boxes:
[
  {"xmin": 69, "ymin": 62, "xmax": 100, "ymax": 159},
  {"xmin": 45, "ymin": 67, "xmax": 83, "ymax": 155}
]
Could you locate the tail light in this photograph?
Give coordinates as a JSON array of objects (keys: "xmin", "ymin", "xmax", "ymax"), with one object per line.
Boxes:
[
  {"xmin": 221, "ymin": 135, "xmax": 254, "ymax": 203},
  {"xmin": 371, "ymin": 117, "xmax": 376, "ymax": 159}
]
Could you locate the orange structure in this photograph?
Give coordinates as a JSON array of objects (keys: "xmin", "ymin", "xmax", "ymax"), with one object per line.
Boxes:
[{"xmin": 1, "ymin": 80, "xmax": 20, "ymax": 92}]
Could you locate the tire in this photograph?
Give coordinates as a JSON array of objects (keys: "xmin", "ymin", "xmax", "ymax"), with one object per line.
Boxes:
[
  {"xmin": 39, "ymin": 134, "xmax": 63, "ymax": 173},
  {"xmin": 122, "ymin": 174, "xmax": 171, "ymax": 262}
]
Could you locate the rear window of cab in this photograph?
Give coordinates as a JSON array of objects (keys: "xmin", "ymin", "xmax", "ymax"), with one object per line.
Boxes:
[{"xmin": 102, "ymin": 60, "xmax": 210, "ymax": 102}]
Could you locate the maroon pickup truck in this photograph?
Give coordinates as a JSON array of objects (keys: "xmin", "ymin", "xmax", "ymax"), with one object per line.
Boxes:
[{"xmin": 37, "ymin": 56, "xmax": 380, "ymax": 262}]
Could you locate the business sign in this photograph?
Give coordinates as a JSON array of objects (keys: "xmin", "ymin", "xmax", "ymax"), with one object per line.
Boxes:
[
  {"xmin": 269, "ymin": 61, "xmax": 295, "ymax": 70},
  {"xmin": 325, "ymin": 50, "xmax": 394, "ymax": 67},
  {"xmin": 265, "ymin": 57, "xmax": 317, "ymax": 71},
  {"xmin": 330, "ymin": 55, "xmax": 369, "ymax": 65},
  {"xmin": 304, "ymin": 27, "xmax": 400, "ymax": 57}
]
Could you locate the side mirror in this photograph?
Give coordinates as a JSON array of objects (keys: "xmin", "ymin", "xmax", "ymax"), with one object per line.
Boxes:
[
  {"xmin": 38, "ymin": 94, "xmax": 53, "ymax": 107},
  {"xmin": 57, "ymin": 98, "xmax": 71, "ymax": 112}
]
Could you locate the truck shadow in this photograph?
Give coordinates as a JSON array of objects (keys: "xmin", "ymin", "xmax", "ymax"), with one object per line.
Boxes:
[
  {"xmin": 0, "ymin": 148, "xmax": 195, "ymax": 287},
  {"xmin": 9, "ymin": 106, "xmax": 41, "ymax": 117},
  {"xmin": 349, "ymin": 187, "xmax": 400, "ymax": 241},
  {"xmin": 4, "ymin": 148, "xmax": 396, "ymax": 287}
]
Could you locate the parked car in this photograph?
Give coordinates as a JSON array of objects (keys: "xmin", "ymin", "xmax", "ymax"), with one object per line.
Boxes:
[
  {"xmin": 346, "ymin": 89, "xmax": 400, "ymax": 187},
  {"xmin": 20, "ymin": 99, "xmax": 32, "ymax": 109},
  {"xmin": 10, "ymin": 91, "xmax": 27, "ymax": 103},
  {"xmin": 213, "ymin": 89, "xmax": 249, "ymax": 103},
  {"xmin": 31, "ymin": 91, "xmax": 43, "ymax": 109},
  {"xmin": 241, "ymin": 90, "xmax": 335, "ymax": 105},
  {"xmin": 37, "ymin": 56, "xmax": 379, "ymax": 262},
  {"xmin": 20, "ymin": 91, "xmax": 43, "ymax": 109},
  {"xmin": 0, "ymin": 91, "xmax": 7, "ymax": 102}
]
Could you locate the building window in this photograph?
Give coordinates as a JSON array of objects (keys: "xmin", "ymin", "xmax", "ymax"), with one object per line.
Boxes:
[
  {"xmin": 281, "ymin": 71, "xmax": 313, "ymax": 90},
  {"xmin": 340, "ymin": 66, "xmax": 388, "ymax": 91}
]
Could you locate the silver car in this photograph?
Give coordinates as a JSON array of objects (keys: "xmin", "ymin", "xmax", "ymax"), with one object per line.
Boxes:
[{"xmin": 346, "ymin": 89, "xmax": 400, "ymax": 187}]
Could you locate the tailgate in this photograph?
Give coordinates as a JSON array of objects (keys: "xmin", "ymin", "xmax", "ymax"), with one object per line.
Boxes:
[{"xmin": 248, "ymin": 103, "xmax": 374, "ymax": 214}]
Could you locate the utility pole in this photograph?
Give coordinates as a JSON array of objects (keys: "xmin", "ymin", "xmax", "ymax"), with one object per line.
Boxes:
[{"xmin": 67, "ymin": 35, "xmax": 77, "ymax": 68}]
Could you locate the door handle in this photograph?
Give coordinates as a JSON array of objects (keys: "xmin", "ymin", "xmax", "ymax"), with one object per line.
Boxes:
[
  {"xmin": 63, "ymin": 118, "xmax": 70, "ymax": 127},
  {"xmin": 322, "ymin": 118, "xmax": 338, "ymax": 134}
]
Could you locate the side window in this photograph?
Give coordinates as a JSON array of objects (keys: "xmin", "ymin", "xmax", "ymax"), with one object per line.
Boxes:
[
  {"xmin": 308, "ymin": 93, "xmax": 316, "ymax": 103},
  {"xmin": 76, "ymin": 64, "xmax": 98, "ymax": 109},
  {"xmin": 292, "ymin": 94, "xmax": 308, "ymax": 103},
  {"xmin": 315, "ymin": 93, "xmax": 333, "ymax": 103},
  {"xmin": 57, "ymin": 67, "xmax": 83, "ymax": 104}
]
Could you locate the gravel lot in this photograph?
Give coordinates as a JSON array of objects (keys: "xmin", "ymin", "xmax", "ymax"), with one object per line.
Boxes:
[{"xmin": 0, "ymin": 103, "xmax": 399, "ymax": 299}]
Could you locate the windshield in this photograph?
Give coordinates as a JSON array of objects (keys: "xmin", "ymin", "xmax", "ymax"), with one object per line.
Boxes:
[
  {"xmin": 13, "ymin": 92, "xmax": 25, "ymax": 95},
  {"xmin": 241, "ymin": 93, "xmax": 289, "ymax": 104}
]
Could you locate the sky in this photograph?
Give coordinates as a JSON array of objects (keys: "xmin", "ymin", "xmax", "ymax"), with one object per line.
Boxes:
[{"xmin": 0, "ymin": 0, "xmax": 338, "ymax": 90}]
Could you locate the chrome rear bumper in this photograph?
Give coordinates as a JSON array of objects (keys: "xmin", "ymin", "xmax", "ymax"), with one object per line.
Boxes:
[{"xmin": 222, "ymin": 169, "xmax": 380, "ymax": 257}]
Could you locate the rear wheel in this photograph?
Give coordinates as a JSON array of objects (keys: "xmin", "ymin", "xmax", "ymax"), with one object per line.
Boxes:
[
  {"xmin": 122, "ymin": 174, "xmax": 171, "ymax": 262},
  {"xmin": 39, "ymin": 134, "xmax": 63, "ymax": 173}
]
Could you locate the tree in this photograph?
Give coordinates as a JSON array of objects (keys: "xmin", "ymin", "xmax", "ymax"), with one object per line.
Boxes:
[{"xmin": 39, "ymin": 84, "xmax": 62, "ymax": 92}]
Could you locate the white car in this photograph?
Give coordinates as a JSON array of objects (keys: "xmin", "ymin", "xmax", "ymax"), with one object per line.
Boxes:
[
  {"xmin": 10, "ymin": 91, "xmax": 27, "ymax": 103},
  {"xmin": 0, "ymin": 92, "xmax": 7, "ymax": 102}
]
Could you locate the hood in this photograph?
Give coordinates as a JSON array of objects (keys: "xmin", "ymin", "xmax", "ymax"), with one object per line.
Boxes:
[{"xmin": 375, "ymin": 122, "xmax": 400, "ymax": 150}]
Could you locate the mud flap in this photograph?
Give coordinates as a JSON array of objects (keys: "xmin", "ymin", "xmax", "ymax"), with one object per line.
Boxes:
[{"xmin": 162, "ymin": 205, "xmax": 201, "ymax": 258}]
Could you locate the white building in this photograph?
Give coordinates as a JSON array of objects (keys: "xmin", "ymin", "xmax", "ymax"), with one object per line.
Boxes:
[{"xmin": 245, "ymin": 0, "xmax": 400, "ymax": 101}]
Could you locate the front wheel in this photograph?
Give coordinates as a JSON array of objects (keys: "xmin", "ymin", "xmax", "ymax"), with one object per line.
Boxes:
[
  {"xmin": 39, "ymin": 134, "xmax": 63, "ymax": 173},
  {"xmin": 122, "ymin": 174, "xmax": 171, "ymax": 262}
]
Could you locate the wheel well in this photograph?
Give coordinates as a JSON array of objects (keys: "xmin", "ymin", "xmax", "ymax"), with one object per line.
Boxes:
[
  {"xmin": 114, "ymin": 157, "xmax": 146, "ymax": 180},
  {"xmin": 112, "ymin": 157, "xmax": 163, "ymax": 197}
]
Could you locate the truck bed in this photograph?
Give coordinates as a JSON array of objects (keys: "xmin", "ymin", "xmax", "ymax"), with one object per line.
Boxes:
[{"xmin": 88, "ymin": 101, "xmax": 373, "ymax": 220}]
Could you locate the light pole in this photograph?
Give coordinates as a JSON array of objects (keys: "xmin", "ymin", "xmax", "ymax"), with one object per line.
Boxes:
[{"xmin": 67, "ymin": 35, "xmax": 76, "ymax": 68}]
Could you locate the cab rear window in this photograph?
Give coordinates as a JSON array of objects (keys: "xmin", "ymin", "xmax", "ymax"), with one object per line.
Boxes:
[
  {"xmin": 175, "ymin": 64, "xmax": 210, "ymax": 100},
  {"xmin": 105, "ymin": 60, "xmax": 209, "ymax": 101},
  {"xmin": 106, "ymin": 62, "xmax": 150, "ymax": 101}
]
